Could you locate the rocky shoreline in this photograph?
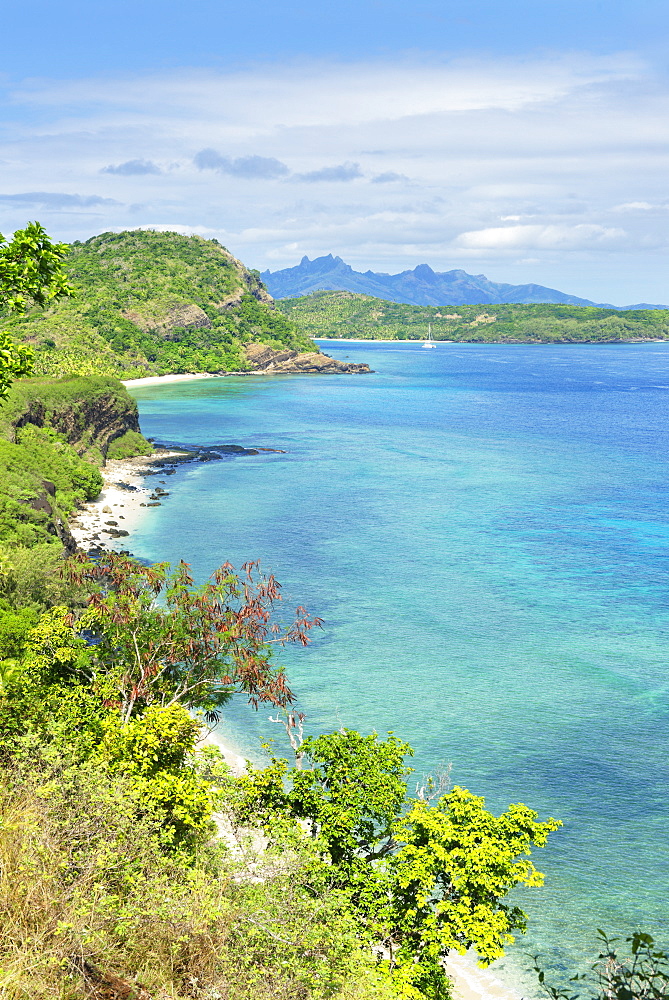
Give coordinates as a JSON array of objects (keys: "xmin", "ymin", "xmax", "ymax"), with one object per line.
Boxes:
[
  {"xmin": 69, "ymin": 440, "xmax": 287, "ymax": 556},
  {"xmin": 243, "ymin": 343, "xmax": 372, "ymax": 373},
  {"xmin": 69, "ymin": 449, "xmax": 185, "ymax": 555}
]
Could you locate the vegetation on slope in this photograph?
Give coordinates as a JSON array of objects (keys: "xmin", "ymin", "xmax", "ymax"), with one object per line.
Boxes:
[
  {"xmin": 0, "ymin": 551, "xmax": 563, "ymax": 1000},
  {"xmin": 278, "ymin": 291, "xmax": 669, "ymax": 343},
  {"xmin": 2, "ymin": 230, "xmax": 315, "ymax": 378},
  {"xmin": 0, "ymin": 375, "xmax": 151, "ymax": 579}
]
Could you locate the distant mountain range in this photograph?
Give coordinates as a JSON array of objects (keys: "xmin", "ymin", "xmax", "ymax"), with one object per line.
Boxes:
[{"xmin": 261, "ymin": 255, "xmax": 666, "ymax": 310}]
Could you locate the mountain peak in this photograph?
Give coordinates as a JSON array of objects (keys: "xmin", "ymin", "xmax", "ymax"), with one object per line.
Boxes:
[
  {"xmin": 263, "ymin": 254, "xmax": 602, "ymax": 307},
  {"xmin": 412, "ymin": 263, "xmax": 435, "ymax": 279}
]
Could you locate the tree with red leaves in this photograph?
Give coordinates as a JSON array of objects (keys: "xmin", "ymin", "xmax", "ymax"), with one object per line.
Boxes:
[{"xmin": 64, "ymin": 552, "xmax": 322, "ymax": 724}]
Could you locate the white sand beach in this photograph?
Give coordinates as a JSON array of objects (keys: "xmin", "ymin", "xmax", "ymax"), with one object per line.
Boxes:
[
  {"xmin": 314, "ymin": 337, "xmax": 456, "ymax": 344},
  {"xmin": 68, "ymin": 450, "xmax": 186, "ymax": 552},
  {"xmin": 122, "ymin": 372, "xmax": 223, "ymax": 388},
  {"xmin": 445, "ymin": 954, "xmax": 524, "ymax": 1000}
]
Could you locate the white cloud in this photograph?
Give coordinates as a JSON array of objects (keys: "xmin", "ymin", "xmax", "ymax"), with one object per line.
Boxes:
[
  {"xmin": 612, "ymin": 200, "xmax": 664, "ymax": 211},
  {"xmin": 1, "ymin": 51, "xmax": 668, "ymax": 301},
  {"xmin": 456, "ymin": 224, "xmax": 626, "ymax": 250},
  {"xmin": 11, "ymin": 53, "xmax": 642, "ymax": 132}
]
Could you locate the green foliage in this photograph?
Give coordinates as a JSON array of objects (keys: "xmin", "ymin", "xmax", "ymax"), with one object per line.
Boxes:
[
  {"xmin": 97, "ymin": 703, "xmax": 217, "ymax": 850},
  {"xmin": 0, "ymin": 723, "xmax": 389, "ymax": 999},
  {"xmin": 0, "ymin": 222, "xmax": 74, "ymax": 398},
  {"xmin": 0, "ymin": 332, "xmax": 34, "ymax": 401},
  {"xmin": 389, "ymin": 788, "xmax": 559, "ymax": 967},
  {"xmin": 0, "ymin": 221, "xmax": 74, "ymax": 314},
  {"xmin": 0, "ymin": 541, "xmax": 89, "ymax": 612},
  {"xmin": 0, "ymin": 605, "xmax": 38, "ymax": 659},
  {"xmin": 532, "ymin": 929, "xmax": 669, "ymax": 1000},
  {"xmin": 106, "ymin": 428, "xmax": 154, "ymax": 459},
  {"xmin": 278, "ymin": 290, "xmax": 669, "ymax": 344},
  {"xmin": 238, "ymin": 728, "xmax": 561, "ymax": 996},
  {"xmin": 4, "ymin": 230, "xmax": 315, "ymax": 379},
  {"xmin": 56, "ymin": 553, "xmax": 322, "ymax": 721}
]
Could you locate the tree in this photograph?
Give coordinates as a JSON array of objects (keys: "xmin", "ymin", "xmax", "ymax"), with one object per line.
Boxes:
[
  {"xmin": 236, "ymin": 728, "xmax": 561, "ymax": 999},
  {"xmin": 60, "ymin": 552, "xmax": 323, "ymax": 723},
  {"xmin": 0, "ymin": 221, "xmax": 74, "ymax": 397}
]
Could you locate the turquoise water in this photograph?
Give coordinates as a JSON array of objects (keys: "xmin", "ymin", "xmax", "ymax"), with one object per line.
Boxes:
[{"xmin": 127, "ymin": 342, "xmax": 669, "ymax": 993}]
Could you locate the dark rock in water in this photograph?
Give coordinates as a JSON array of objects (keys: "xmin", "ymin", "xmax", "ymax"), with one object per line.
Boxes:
[
  {"xmin": 146, "ymin": 502, "xmax": 161, "ymax": 507},
  {"xmin": 107, "ymin": 528, "xmax": 129, "ymax": 538},
  {"xmin": 197, "ymin": 452, "xmax": 223, "ymax": 462},
  {"xmin": 115, "ymin": 481, "xmax": 138, "ymax": 491},
  {"xmin": 163, "ymin": 468, "xmax": 176, "ymax": 475},
  {"xmin": 104, "ymin": 520, "xmax": 118, "ymax": 526}
]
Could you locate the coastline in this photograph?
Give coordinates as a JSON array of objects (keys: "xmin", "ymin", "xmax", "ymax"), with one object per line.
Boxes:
[
  {"xmin": 445, "ymin": 954, "xmax": 523, "ymax": 1000},
  {"xmin": 122, "ymin": 373, "xmax": 224, "ymax": 388},
  {"xmin": 200, "ymin": 729, "xmax": 250, "ymax": 778},
  {"xmin": 314, "ymin": 337, "xmax": 445, "ymax": 343},
  {"xmin": 76, "ymin": 377, "xmax": 529, "ymax": 1000},
  {"xmin": 68, "ymin": 448, "xmax": 188, "ymax": 553}
]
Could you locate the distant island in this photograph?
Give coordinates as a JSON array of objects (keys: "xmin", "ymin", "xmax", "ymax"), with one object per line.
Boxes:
[
  {"xmin": 262, "ymin": 254, "xmax": 667, "ymax": 310},
  {"xmin": 277, "ymin": 290, "xmax": 669, "ymax": 343}
]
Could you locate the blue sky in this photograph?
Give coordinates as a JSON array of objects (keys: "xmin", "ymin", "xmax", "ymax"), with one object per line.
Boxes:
[{"xmin": 2, "ymin": 0, "xmax": 669, "ymax": 302}]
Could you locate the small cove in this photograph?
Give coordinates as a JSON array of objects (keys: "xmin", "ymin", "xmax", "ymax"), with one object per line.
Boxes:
[{"xmin": 125, "ymin": 341, "xmax": 669, "ymax": 996}]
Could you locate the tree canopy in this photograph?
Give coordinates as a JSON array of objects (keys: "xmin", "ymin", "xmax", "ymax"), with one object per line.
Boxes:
[
  {"xmin": 0, "ymin": 222, "xmax": 73, "ymax": 398},
  {"xmin": 236, "ymin": 727, "xmax": 562, "ymax": 999}
]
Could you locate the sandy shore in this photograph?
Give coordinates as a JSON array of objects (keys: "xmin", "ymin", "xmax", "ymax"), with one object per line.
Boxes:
[
  {"xmin": 445, "ymin": 954, "xmax": 524, "ymax": 1000},
  {"xmin": 122, "ymin": 373, "xmax": 224, "ymax": 388},
  {"xmin": 68, "ymin": 449, "xmax": 188, "ymax": 553},
  {"xmin": 314, "ymin": 337, "xmax": 457, "ymax": 344}
]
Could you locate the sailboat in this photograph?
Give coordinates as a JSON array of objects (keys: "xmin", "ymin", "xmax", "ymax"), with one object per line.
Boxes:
[{"xmin": 422, "ymin": 323, "xmax": 437, "ymax": 348}]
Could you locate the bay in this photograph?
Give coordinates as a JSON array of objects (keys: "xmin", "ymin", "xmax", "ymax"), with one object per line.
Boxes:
[{"xmin": 127, "ymin": 341, "xmax": 669, "ymax": 994}]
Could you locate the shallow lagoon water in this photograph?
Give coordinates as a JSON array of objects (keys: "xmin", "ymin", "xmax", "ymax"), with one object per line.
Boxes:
[{"xmin": 128, "ymin": 341, "xmax": 669, "ymax": 993}]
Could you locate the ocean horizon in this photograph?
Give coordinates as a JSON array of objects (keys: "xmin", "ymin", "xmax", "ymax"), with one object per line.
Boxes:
[{"xmin": 125, "ymin": 340, "xmax": 669, "ymax": 996}]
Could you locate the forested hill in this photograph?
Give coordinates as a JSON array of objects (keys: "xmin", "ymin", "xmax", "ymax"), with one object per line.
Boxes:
[
  {"xmin": 277, "ymin": 290, "xmax": 669, "ymax": 343},
  {"xmin": 2, "ymin": 230, "xmax": 315, "ymax": 379}
]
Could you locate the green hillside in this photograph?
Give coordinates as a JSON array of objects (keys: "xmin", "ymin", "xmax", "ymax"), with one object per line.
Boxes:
[
  {"xmin": 2, "ymin": 230, "xmax": 315, "ymax": 378},
  {"xmin": 277, "ymin": 290, "xmax": 669, "ymax": 343}
]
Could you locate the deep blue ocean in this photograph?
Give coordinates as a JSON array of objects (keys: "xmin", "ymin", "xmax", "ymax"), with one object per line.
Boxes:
[{"xmin": 127, "ymin": 341, "xmax": 669, "ymax": 994}]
